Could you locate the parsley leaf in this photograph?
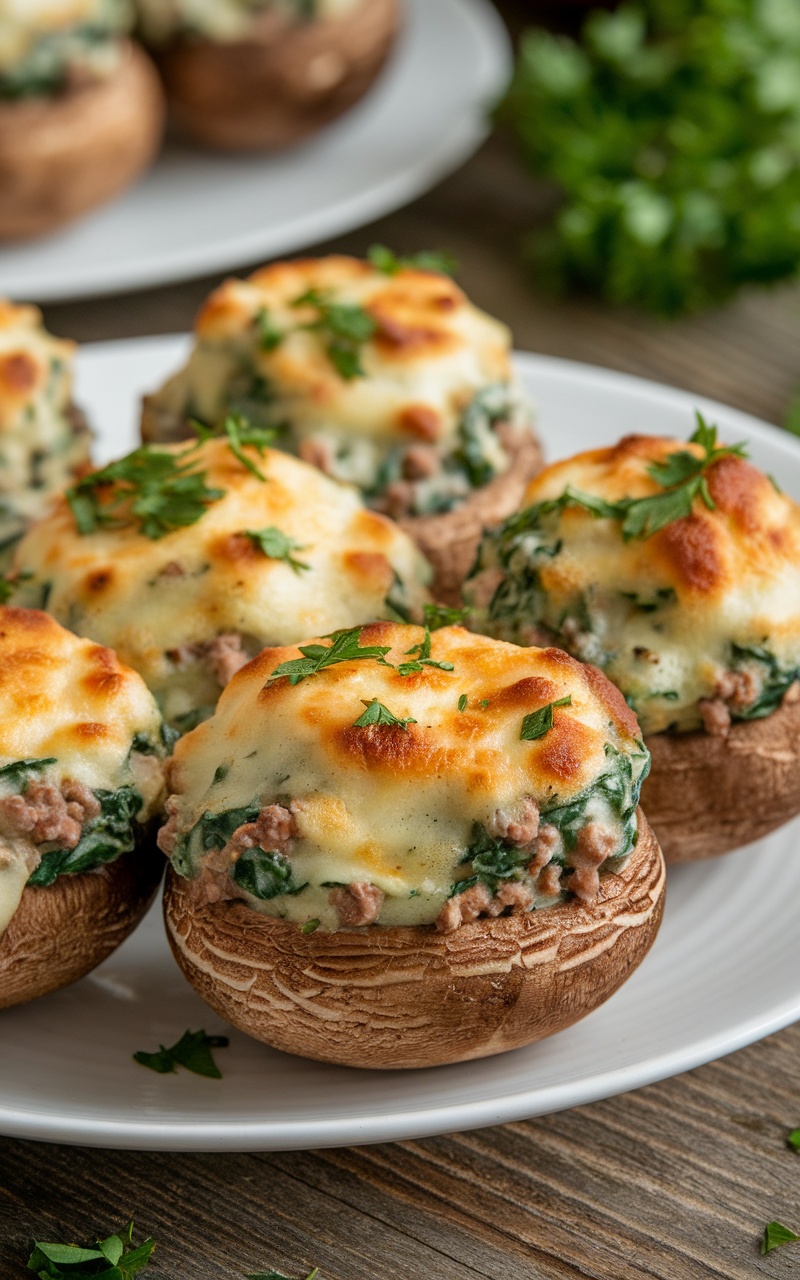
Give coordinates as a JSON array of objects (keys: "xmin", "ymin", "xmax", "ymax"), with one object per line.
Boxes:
[
  {"xmin": 220, "ymin": 413, "xmax": 270, "ymax": 480},
  {"xmin": 368, "ymin": 245, "xmax": 458, "ymax": 276},
  {"xmin": 458, "ymin": 694, "xmax": 468, "ymax": 712},
  {"xmin": 301, "ymin": 919, "xmax": 320, "ymax": 935},
  {"xmin": 268, "ymin": 626, "xmax": 393, "ymax": 686},
  {"xmin": 787, "ymin": 1128, "xmax": 800, "ymax": 1152},
  {"xmin": 423, "ymin": 602, "xmax": 468, "ymax": 629},
  {"xmin": 255, "ymin": 307, "xmax": 283, "ymax": 352},
  {"xmin": 521, "ymin": 696, "xmax": 572, "ymax": 741},
  {"xmin": 133, "ymin": 1029, "xmax": 229, "ymax": 1079},
  {"xmin": 761, "ymin": 1221, "xmax": 800, "ymax": 1254},
  {"xmin": 27, "ymin": 1221, "xmax": 155, "ymax": 1278},
  {"xmin": 352, "ymin": 698, "xmax": 417, "ymax": 730},
  {"xmin": 244, "ymin": 526, "xmax": 309, "ymax": 574},
  {"xmin": 292, "ymin": 288, "xmax": 376, "ymax": 379},
  {"xmin": 67, "ymin": 444, "xmax": 225, "ymax": 541},
  {"xmin": 397, "ymin": 627, "xmax": 455, "ymax": 676}
]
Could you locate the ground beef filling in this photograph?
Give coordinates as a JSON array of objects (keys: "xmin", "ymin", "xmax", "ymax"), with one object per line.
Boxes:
[
  {"xmin": 0, "ymin": 778, "xmax": 102, "ymax": 876},
  {"xmin": 698, "ymin": 667, "xmax": 791, "ymax": 737},
  {"xmin": 167, "ymin": 632, "xmax": 250, "ymax": 689}
]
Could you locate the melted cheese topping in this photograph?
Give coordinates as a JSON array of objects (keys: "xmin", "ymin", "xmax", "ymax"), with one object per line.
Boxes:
[
  {"xmin": 0, "ymin": 606, "xmax": 164, "ymax": 935},
  {"xmin": 144, "ymin": 256, "xmax": 531, "ymax": 513},
  {"xmin": 12, "ymin": 438, "xmax": 431, "ymax": 727},
  {"xmin": 136, "ymin": 0, "xmax": 362, "ymax": 45},
  {"xmin": 0, "ymin": 0, "xmax": 128, "ymax": 79},
  {"xmin": 474, "ymin": 433, "xmax": 800, "ymax": 734},
  {"xmin": 165, "ymin": 622, "xmax": 647, "ymax": 928},
  {"xmin": 0, "ymin": 301, "xmax": 91, "ymax": 561}
]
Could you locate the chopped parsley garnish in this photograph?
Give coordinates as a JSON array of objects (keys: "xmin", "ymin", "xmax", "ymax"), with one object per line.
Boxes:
[
  {"xmin": 255, "ymin": 307, "xmax": 283, "ymax": 352},
  {"xmin": 244, "ymin": 526, "xmax": 310, "ymax": 574},
  {"xmin": 218, "ymin": 413, "xmax": 270, "ymax": 480},
  {"xmin": 397, "ymin": 627, "xmax": 455, "ymax": 676},
  {"xmin": 0, "ymin": 757, "xmax": 56, "ymax": 787},
  {"xmin": 301, "ymin": 919, "xmax": 320, "ymax": 935},
  {"xmin": 27, "ymin": 1220, "xmax": 155, "ymax": 1278},
  {"xmin": 67, "ymin": 443, "xmax": 225, "ymax": 541},
  {"xmin": 458, "ymin": 694, "xmax": 468, "ymax": 712},
  {"xmin": 520, "ymin": 696, "xmax": 573, "ymax": 741},
  {"xmin": 268, "ymin": 626, "xmax": 393, "ymax": 686},
  {"xmin": 761, "ymin": 1221, "xmax": 800, "ymax": 1254},
  {"xmin": 368, "ymin": 244, "xmax": 458, "ymax": 276},
  {"xmin": 424, "ymin": 602, "xmax": 468, "ymax": 629},
  {"xmin": 292, "ymin": 287, "xmax": 376, "ymax": 379},
  {"xmin": 787, "ymin": 1128, "xmax": 800, "ymax": 1152},
  {"xmin": 133, "ymin": 1029, "xmax": 229, "ymax": 1079},
  {"xmin": 352, "ymin": 699, "xmax": 417, "ymax": 730}
]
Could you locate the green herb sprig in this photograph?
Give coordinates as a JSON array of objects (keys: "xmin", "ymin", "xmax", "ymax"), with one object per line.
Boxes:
[
  {"xmin": 352, "ymin": 699, "xmax": 417, "ymax": 730},
  {"xmin": 27, "ymin": 1221, "xmax": 155, "ymax": 1279},
  {"xmin": 133, "ymin": 1029, "xmax": 229, "ymax": 1079},
  {"xmin": 521, "ymin": 696, "xmax": 573, "ymax": 741},
  {"xmin": 268, "ymin": 627, "xmax": 393, "ymax": 686},
  {"xmin": 67, "ymin": 444, "xmax": 224, "ymax": 541},
  {"xmin": 761, "ymin": 1220, "xmax": 800, "ymax": 1255},
  {"xmin": 244, "ymin": 526, "xmax": 310, "ymax": 574},
  {"xmin": 424, "ymin": 602, "xmax": 468, "ymax": 630},
  {"xmin": 397, "ymin": 627, "xmax": 455, "ymax": 676},
  {"xmin": 292, "ymin": 288, "xmax": 376, "ymax": 380},
  {"xmin": 788, "ymin": 1128, "xmax": 800, "ymax": 1152},
  {"xmin": 368, "ymin": 245, "xmax": 458, "ymax": 277}
]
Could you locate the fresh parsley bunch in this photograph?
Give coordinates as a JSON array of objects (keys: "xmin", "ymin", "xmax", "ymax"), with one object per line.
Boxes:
[{"xmin": 498, "ymin": 0, "xmax": 800, "ymax": 315}]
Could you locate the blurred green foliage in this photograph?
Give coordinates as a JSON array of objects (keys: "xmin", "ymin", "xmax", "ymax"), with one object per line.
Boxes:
[{"xmin": 498, "ymin": 0, "xmax": 800, "ymax": 315}]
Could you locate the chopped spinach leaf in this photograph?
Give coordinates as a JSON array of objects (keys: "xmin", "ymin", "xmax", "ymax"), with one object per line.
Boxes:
[
  {"xmin": 729, "ymin": 643, "xmax": 799, "ymax": 720},
  {"xmin": 232, "ymin": 848, "xmax": 306, "ymax": 900},
  {"xmin": 133, "ymin": 1029, "xmax": 229, "ymax": 1079},
  {"xmin": 27, "ymin": 1220, "xmax": 155, "ymax": 1278},
  {"xmin": 28, "ymin": 787, "xmax": 143, "ymax": 887},
  {"xmin": 244, "ymin": 526, "xmax": 310, "ymax": 574},
  {"xmin": 352, "ymin": 699, "xmax": 416, "ymax": 729},
  {"xmin": 267, "ymin": 626, "xmax": 393, "ymax": 686},
  {"xmin": 0, "ymin": 757, "xmax": 56, "ymax": 788},
  {"xmin": 761, "ymin": 1221, "xmax": 800, "ymax": 1254},
  {"xmin": 450, "ymin": 823, "xmax": 532, "ymax": 898},
  {"xmin": 521, "ymin": 696, "xmax": 572, "ymax": 741}
]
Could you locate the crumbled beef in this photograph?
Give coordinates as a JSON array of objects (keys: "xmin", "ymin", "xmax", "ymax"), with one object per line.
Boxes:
[
  {"xmin": 402, "ymin": 446, "xmax": 439, "ymax": 480},
  {"xmin": 488, "ymin": 796, "xmax": 540, "ymax": 848},
  {"xmin": 205, "ymin": 633, "xmax": 249, "ymax": 687},
  {"xmin": 299, "ymin": 437, "xmax": 336, "ymax": 476},
  {"xmin": 716, "ymin": 669, "xmax": 758, "ymax": 710},
  {"xmin": 537, "ymin": 863, "xmax": 562, "ymax": 898},
  {"xmin": 783, "ymin": 681, "xmax": 800, "ymax": 706},
  {"xmin": 0, "ymin": 779, "xmax": 92, "ymax": 850},
  {"xmin": 159, "ymin": 560, "xmax": 185, "ymax": 578},
  {"xmin": 156, "ymin": 796, "xmax": 181, "ymax": 856},
  {"xmin": 494, "ymin": 881, "xmax": 534, "ymax": 911},
  {"xmin": 699, "ymin": 697, "xmax": 731, "ymax": 737},
  {"xmin": 567, "ymin": 822, "xmax": 617, "ymax": 904},
  {"xmin": 329, "ymin": 881, "xmax": 385, "ymax": 927},
  {"xmin": 223, "ymin": 803, "xmax": 296, "ymax": 861},
  {"xmin": 435, "ymin": 876, "xmax": 534, "ymax": 933},
  {"xmin": 62, "ymin": 780, "xmax": 102, "ymax": 825},
  {"xmin": 378, "ymin": 479, "xmax": 416, "ymax": 519}
]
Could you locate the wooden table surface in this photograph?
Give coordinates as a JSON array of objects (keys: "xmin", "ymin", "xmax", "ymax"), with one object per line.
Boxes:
[{"xmin": 3, "ymin": 3, "xmax": 800, "ymax": 1275}]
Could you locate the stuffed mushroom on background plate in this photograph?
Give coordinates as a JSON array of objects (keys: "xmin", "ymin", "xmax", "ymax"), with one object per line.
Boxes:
[{"xmin": 0, "ymin": 339, "xmax": 798, "ymax": 1148}]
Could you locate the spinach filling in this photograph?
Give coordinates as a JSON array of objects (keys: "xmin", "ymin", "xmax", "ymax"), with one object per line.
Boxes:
[
  {"xmin": 449, "ymin": 742, "xmax": 648, "ymax": 901},
  {"xmin": 0, "ymin": 25, "xmax": 124, "ymax": 100},
  {"xmin": 27, "ymin": 786, "xmax": 143, "ymax": 888},
  {"xmin": 729, "ymin": 644, "xmax": 799, "ymax": 721},
  {"xmin": 173, "ymin": 804, "xmax": 306, "ymax": 899}
]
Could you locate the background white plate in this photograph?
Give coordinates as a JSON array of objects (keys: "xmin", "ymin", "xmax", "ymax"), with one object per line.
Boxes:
[
  {"xmin": 0, "ymin": 0, "xmax": 510, "ymax": 304},
  {"xmin": 1, "ymin": 339, "xmax": 798, "ymax": 1151}
]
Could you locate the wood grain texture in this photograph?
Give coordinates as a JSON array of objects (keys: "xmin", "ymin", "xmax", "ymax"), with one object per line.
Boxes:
[{"xmin": 11, "ymin": 1, "xmax": 800, "ymax": 1274}]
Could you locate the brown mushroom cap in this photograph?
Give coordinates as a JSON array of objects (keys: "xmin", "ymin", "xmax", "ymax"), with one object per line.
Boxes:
[
  {"xmin": 154, "ymin": 0, "xmax": 400, "ymax": 151},
  {"xmin": 642, "ymin": 694, "xmax": 800, "ymax": 863},
  {"xmin": 0, "ymin": 836, "xmax": 163, "ymax": 1010},
  {"xmin": 163, "ymin": 809, "xmax": 664, "ymax": 1070},
  {"xmin": 0, "ymin": 41, "xmax": 165, "ymax": 242},
  {"xmin": 400, "ymin": 428, "xmax": 544, "ymax": 605}
]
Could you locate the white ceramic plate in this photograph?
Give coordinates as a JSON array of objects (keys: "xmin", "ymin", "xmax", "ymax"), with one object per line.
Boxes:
[
  {"xmin": 1, "ymin": 339, "xmax": 798, "ymax": 1151},
  {"xmin": 0, "ymin": 0, "xmax": 510, "ymax": 304}
]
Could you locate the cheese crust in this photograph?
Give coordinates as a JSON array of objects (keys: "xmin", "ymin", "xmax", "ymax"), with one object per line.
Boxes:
[
  {"xmin": 136, "ymin": 0, "xmax": 364, "ymax": 46},
  {"xmin": 142, "ymin": 255, "xmax": 535, "ymax": 518},
  {"xmin": 471, "ymin": 433, "xmax": 800, "ymax": 735},
  {"xmin": 0, "ymin": 300, "xmax": 91, "ymax": 562},
  {"xmin": 160, "ymin": 621, "xmax": 650, "ymax": 931},
  {"xmin": 11, "ymin": 437, "xmax": 431, "ymax": 728},
  {"xmin": 0, "ymin": 606, "xmax": 165, "ymax": 937},
  {"xmin": 0, "ymin": 0, "xmax": 130, "ymax": 91}
]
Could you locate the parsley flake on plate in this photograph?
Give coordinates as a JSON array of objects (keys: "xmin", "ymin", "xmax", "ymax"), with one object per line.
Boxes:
[
  {"xmin": 520, "ymin": 696, "xmax": 573, "ymax": 742},
  {"xmin": 243, "ymin": 526, "xmax": 310, "ymax": 574},
  {"xmin": 352, "ymin": 698, "xmax": 417, "ymax": 730},
  {"xmin": 267, "ymin": 626, "xmax": 393, "ymax": 686},
  {"xmin": 133, "ymin": 1028, "xmax": 229, "ymax": 1079}
]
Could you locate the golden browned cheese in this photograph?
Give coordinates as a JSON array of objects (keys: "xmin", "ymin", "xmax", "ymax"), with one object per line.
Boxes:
[
  {"xmin": 474, "ymin": 434, "xmax": 800, "ymax": 734},
  {"xmin": 143, "ymin": 255, "xmax": 532, "ymax": 514},
  {"xmin": 11, "ymin": 438, "xmax": 431, "ymax": 728},
  {"xmin": 0, "ymin": 606, "xmax": 164, "ymax": 935},
  {"xmin": 0, "ymin": 300, "xmax": 91, "ymax": 562},
  {"xmin": 164, "ymin": 622, "xmax": 650, "ymax": 929}
]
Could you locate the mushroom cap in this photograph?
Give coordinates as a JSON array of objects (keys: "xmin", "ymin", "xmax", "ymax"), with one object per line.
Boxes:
[{"xmin": 163, "ymin": 809, "xmax": 664, "ymax": 1070}]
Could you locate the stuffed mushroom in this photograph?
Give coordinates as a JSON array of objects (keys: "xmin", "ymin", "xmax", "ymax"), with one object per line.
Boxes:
[
  {"xmin": 0, "ymin": 0, "xmax": 164, "ymax": 241},
  {"xmin": 468, "ymin": 422, "xmax": 800, "ymax": 861},
  {"xmin": 0, "ymin": 300, "xmax": 92, "ymax": 567},
  {"xmin": 141, "ymin": 253, "xmax": 542, "ymax": 601},
  {"xmin": 134, "ymin": 0, "xmax": 400, "ymax": 150},
  {"xmin": 10, "ymin": 433, "xmax": 431, "ymax": 731},
  {"xmin": 0, "ymin": 607, "xmax": 168, "ymax": 1009},
  {"xmin": 159, "ymin": 621, "xmax": 664, "ymax": 1069}
]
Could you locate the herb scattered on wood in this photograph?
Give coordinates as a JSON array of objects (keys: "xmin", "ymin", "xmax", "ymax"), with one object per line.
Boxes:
[
  {"xmin": 67, "ymin": 444, "xmax": 224, "ymax": 541},
  {"xmin": 133, "ymin": 1029, "xmax": 229, "ymax": 1079},
  {"xmin": 244, "ymin": 526, "xmax": 310, "ymax": 574},
  {"xmin": 368, "ymin": 245, "xmax": 458, "ymax": 277},
  {"xmin": 397, "ymin": 627, "xmax": 455, "ymax": 676},
  {"xmin": 787, "ymin": 1128, "xmax": 800, "ymax": 1152},
  {"xmin": 27, "ymin": 1220, "xmax": 155, "ymax": 1278},
  {"xmin": 761, "ymin": 1220, "xmax": 800, "ymax": 1254},
  {"xmin": 292, "ymin": 287, "xmax": 376, "ymax": 379},
  {"xmin": 268, "ymin": 627, "xmax": 393, "ymax": 686},
  {"xmin": 352, "ymin": 699, "xmax": 417, "ymax": 730},
  {"xmin": 521, "ymin": 696, "xmax": 573, "ymax": 741},
  {"xmin": 245, "ymin": 1270, "xmax": 319, "ymax": 1280}
]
